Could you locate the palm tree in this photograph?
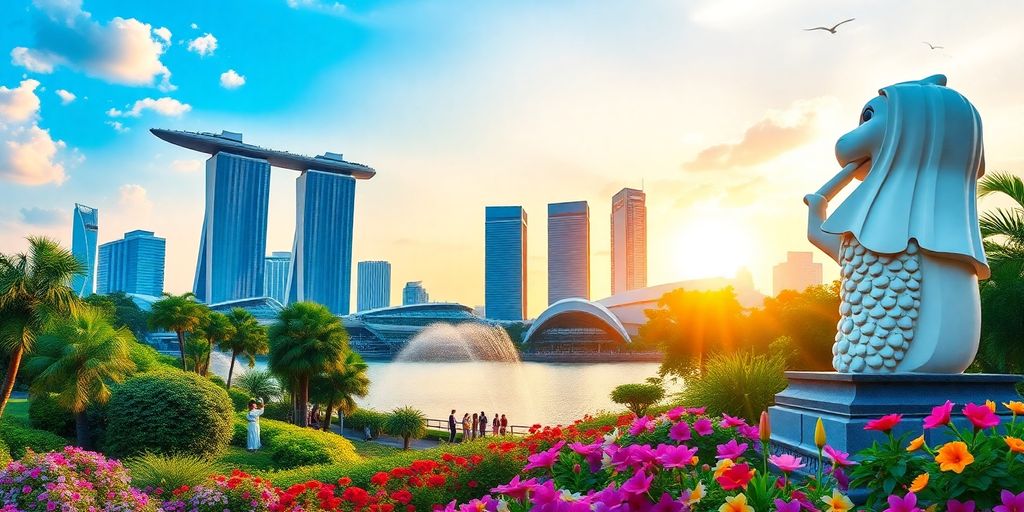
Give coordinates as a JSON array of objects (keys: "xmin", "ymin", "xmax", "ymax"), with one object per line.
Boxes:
[
  {"xmin": 23, "ymin": 307, "xmax": 136, "ymax": 447},
  {"xmin": 268, "ymin": 302, "xmax": 349, "ymax": 427},
  {"xmin": 385, "ymin": 406, "xmax": 426, "ymax": 450},
  {"xmin": 148, "ymin": 293, "xmax": 208, "ymax": 371},
  {"xmin": 978, "ymin": 171, "xmax": 1024, "ymax": 270},
  {"xmin": 310, "ymin": 351, "xmax": 370, "ymax": 432},
  {"xmin": 184, "ymin": 335, "xmax": 212, "ymax": 375},
  {"xmin": 234, "ymin": 368, "xmax": 282, "ymax": 403},
  {"xmin": 193, "ymin": 311, "xmax": 234, "ymax": 377},
  {"xmin": 219, "ymin": 308, "xmax": 268, "ymax": 388},
  {"xmin": 0, "ymin": 237, "xmax": 84, "ymax": 420}
]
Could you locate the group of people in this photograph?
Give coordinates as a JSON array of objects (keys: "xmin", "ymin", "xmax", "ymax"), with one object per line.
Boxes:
[{"xmin": 447, "ymin": 410, "xmax": 508, "ymax": 442}]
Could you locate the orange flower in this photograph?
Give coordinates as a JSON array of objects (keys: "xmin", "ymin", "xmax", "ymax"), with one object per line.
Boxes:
[
  {"xmin": 713, "ymin": 459, "xmax": 736, "ymax": 478},
  {"xmin": 907, "ymin": 435, "xmax": 925, "ymax": 452},
  {"xmin": 719, "ymin": 494, "xmax": 754, "ymax": 512},
  {"xmin": 935, "ymin": 441, "xmax": 974, "ymax": 473},
  {"xmin": 821, "ymin": 489, "xmax": 854, "ymax": 512},
  {"xmin": 1005, "ymin": 401, "xmax": 1024, "ymax": 415},
  {"xmin": 909, "ymin": 472, "xmax": 929, "ymax": 492},
  {"xmin": 1006, "ymin": 436, "xmax": 1024, "ymax": 454},
  {"xmin": 986, "ymin": 400, "xmax": 997, "ymax": 412}
]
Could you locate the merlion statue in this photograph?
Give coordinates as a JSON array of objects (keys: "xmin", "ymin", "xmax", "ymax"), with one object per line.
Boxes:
[{"xmin": 805, "ymin": 74, "xmax": 987, "ymax": 374}]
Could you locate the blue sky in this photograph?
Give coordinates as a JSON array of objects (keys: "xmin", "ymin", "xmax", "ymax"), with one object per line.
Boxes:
[{"xmin": 2, "ymin": 0, "xmax": 1023, "ymax": 315}]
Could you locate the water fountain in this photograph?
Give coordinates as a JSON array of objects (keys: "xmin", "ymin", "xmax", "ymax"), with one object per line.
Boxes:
[{"xmin": 395, "ymin": 322, "xmax": 520, "ymax": 362}]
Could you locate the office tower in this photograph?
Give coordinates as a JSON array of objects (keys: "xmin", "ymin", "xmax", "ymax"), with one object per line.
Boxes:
[
  {"xmin": 264, "ymin": 251, "xmax": 291, "ymax": 305},
  {"xmin": 773, "ymin": 251, "xmax": 823, "ymax": 295},
  {"xmin": 485, "ymin": 206, "xmax": 527, "ymax": 321},
  {"xmin": 287, "ymin": 171, "xmax": 356, "ymax": 315},
  {"xmin": 402, "ymin": 281, "xmax": 429, "ymax": 305},
  {"xmin": 357, "ymin": 260, "xmax": 391, "ymax": 311},
  {"xmin": 193, "ymin": 152, "xmax": 272, "ymax": 303},
  {"xmin": 548, "ymin": 201, "xmax": 590, "ymax": 304},
  {"xmin": 610, "ymin": 188, "xmax": 647, "ymax": 295},
  {"xmin": 71, "ymin": 203, "xmax": 99, "ymax": 297},
  {"xmin": 96, "ymin": 230, "xmax": 166, "ymax": 296}
]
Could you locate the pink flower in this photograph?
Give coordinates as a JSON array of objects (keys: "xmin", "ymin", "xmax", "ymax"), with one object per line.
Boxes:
[
  {"xmin": 669, "ymin": 421, "xmax": 691, "ymax": 442},
  {"xmin": 923, "ymin": 400, "xmax": 954, "ymax": 429},
  {"xmin": 884, "ymin": 492, "xmax": 923, "ymax": 512},
  {"xmin": 774, "ymin": 499, "xmax": 802, "ymax": 512},
  {"xmin": 738, "ymin": 424, "xmax": 759, "ymax": 441},
  {"xmin": 490, "ymin": 475, "xmax": 538, "ymax": 501},
  {"xmin": 619, "ymin": 469, "xmax": 653, "ymax": 496},
  {"xmin": 629, "ymin": 416, "xmax": 655, "ymax": 436},
  {"xmin": 665, "ymin": 407, "xmax": 687, "ymax": 421},
  {"xmin": 823, "ymin": 445, "xmax": 855, "ymax": 467},
  {"xmin": 865, "ymin": 414, "xmax": 903, "ymax": 433},
  {"xmin": 946, "ymin": 500, "xmax": 976, "ymax": 512},
  {"xmin": 654, "ymin": 443, "xmax": 698, "ymax": 469},
  {"xmin": 963, "ymin": 403, "xmax": 1000, "ymax": 430},
  {"xmin": 721, "ymin": 414, "xmax": 747, "ymax": 428},
  {"xmin": 523, "ymin": 440, "xmax": 565, "ymax": 471},
  {"xmin": 716, "ymin": 439, "xmax": 749, "ymax": 460},
  {"xmin": 693, "ymin": 418, "xmax": 714, "ymax": 436},
  {"xmin": 569, "ymin": 441, "xmax": 604, "ymax": 471},
  {"xmin": 650, "ymin": 492, "xmax": 686, "ymax": 512},
  {"xmin": 996, "ymin": 490, "xmax": 1024, "ymax": 512},
  {"xmin": 686, "ymin": 406, "xmax": 707, "ymax": 415},
  {"xmin": 768, "ymin": 454, "xmax": 806, "ymax": 473}
]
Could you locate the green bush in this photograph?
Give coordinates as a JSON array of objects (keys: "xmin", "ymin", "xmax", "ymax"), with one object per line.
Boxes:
[
  {"xmin": 0, "ymin": 437, "xmax": 11, "ymax": 466},
  {"xmin": 234, "ymin": 368, "xmax": 281, "ymax": 403},
  {"xmin": 0, "ymin": 420, "xmax": 67, "ymax": 458},
  {"xmin": 610, "ymin": 382, "xmax": 665, "ymax": 417},
  {"xmin": 28, "ymin": 392, "xmax": 74, "ymax": 436},
  {"xmin": 128, "ymin": 342, "xmax": 176, "ymax": 373},
  {"xmin": 384, "ymin": 406, "xmax": 426, "ymax": 450},
  {"xmin": 230, "ymin": 415, "xmax": 359, "ymax": 469},
  {"xmin": 678, "ymin": 350, "xmax": 788, "ymax": 422},
  {"xmin": 346, "ymin": 408, "xmax": 388, "ymax": 436},
  {"xmin": 209, "ymin": 374, "xmax": 228, "ymax": 389},
  {"xmin": 228, "ymin": 388, "xmax": 252, "ymax": 411},
  {"xmin": 262, "ymin": 400, "xmax": 293, "ymax": 422},
  {"xmin": 104, "ymin": 369, "xmax": 234, "ymax": 458},
  {"xmin": 126, "ymin": 452, "xmax": 224, "ymax": 492}
]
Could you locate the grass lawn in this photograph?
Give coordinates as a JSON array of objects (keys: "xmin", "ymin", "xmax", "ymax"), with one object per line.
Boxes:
[
  {"xmin": 348, "ymin": 439, "xmax": 402, "ymax": 458},
  {"xmin": 4, "ymin": 398, "xmax": 28, "ymax": 422},
  {"xmin": 216, "ymin": 446, "xmax": 278, "ymax": 472}
]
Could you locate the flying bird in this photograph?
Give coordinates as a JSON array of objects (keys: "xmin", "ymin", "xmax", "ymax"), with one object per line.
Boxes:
[
  {"xmin": 804, "ymin": 18, "xmax": 855, "ymax": 34},
  {"xmin": 922, "ymin": 41, "xmax": 944, "ymax": 50}
]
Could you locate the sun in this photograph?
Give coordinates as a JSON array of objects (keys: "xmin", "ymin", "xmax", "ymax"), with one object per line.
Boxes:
[{"xmin": 670, "ymin": 215, "xmax": 755, "ymax": 280}]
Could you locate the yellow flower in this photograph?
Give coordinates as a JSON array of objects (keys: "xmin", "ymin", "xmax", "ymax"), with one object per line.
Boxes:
[
  {"xmin": 1005, "ymin": 401, "xmax": 1024, "ymax": 415},
  {"xmin": 1006, "ymin": 436, "xmax": 1024, "ymax": 453},
  {"xmin": 719, "ymin": 494, "xmax": 754, "ymax": 512},
  {"xmin": 815, "ymin": 417, "xmax": 827, "ymax": 449},
  {"xmin": 909, "ymin": 472, "xmax": 929, "ymax": 492},
  {"xmin": 713, "ymin": 459, "xmax": 735, "ymax": 478},
  {"xmin": 821, "ymin": 489, "xmax": 854, "ymax": 512},
  {"xmin": 987, "ymin": 400, "xmax": 997, "ymax": 412},
  {"xmin": 687, "ymin": 481, "xmax": 705, "ymax": 505},
  {"xmin": 935, "ymin": 441, "xmax": 975, "ymax": 473},
  {"xmin": 907, "ymin": 435, "xmax": 925, "ymax": 452},
  {"xmin": 691, "ymin": 455, "xmax": 700, "ymax": 465}
]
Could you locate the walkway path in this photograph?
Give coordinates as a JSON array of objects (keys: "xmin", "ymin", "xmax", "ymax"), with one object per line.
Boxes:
[{"xmin": 331, "ymin": 425, "xmax": 443, "ymax": 451}]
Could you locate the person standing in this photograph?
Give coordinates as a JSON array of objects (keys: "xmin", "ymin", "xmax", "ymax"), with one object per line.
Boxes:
[
  {"xmin": 471, "ymin": 413, "xmax": 479, "ymax": 440},
  {"xmin": 500, "ymin": 414, "xmax": 508, "ymax": 435},
  {"xmin": 246, "ymin": 399, "xmax": 265, "ymax": 451},
  {"xmin": 448, "ymin": 409, "xmax": 458, "ymax": 443},
  {"xmin": 492, "ymin": 414, "xmax": 500, "ymax": 436},
  {"xmin": 479, "ymin": 411, "xmax": 488, "ymax": 438},
  {"xmin": 462, "ymin": 413, "xmax": 471, "ymax": 442}
]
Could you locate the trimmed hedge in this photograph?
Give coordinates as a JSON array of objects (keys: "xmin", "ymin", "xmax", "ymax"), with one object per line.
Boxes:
[
  {"xmin": 0, "ymin": 437, "xmax": 10, "ymax": 466},
  {"xmin": 346, "ymin": 408, "xmax": 388, "ymax": 436},
  {"xmin": 230, "ymin": 415, "xmax": 359, "ymax": 469},
  {"xmin": 228, "ymin": 388, "xmax": 252, "ymax": 412},
  {"xmin": 104, "ymin": 369, "xmax": 234, "ymax": 458},
  {"xmin": 28, "ymin": 393, "xmax": 74, "ymax": 437},
  {"xmin": 0, "ymin": 420, "xmax": 67, "ymax": 459},
  {"xmin": 262, "ymin": 400, "xmax": 293, "ymax": 422}
]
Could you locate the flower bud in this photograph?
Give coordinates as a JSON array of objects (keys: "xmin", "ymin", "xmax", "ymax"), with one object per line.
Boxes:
[
  {"xmin": 759, "ymin": 411, "xmax": 771, "ymax": 443},
  {"xmin": 814, "ymin": 418, "xmax": 827, "ymax": 449}
]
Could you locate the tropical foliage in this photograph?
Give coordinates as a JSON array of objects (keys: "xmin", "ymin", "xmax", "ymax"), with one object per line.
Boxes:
[
  {"xmin": 126, "ymin": 453, "xmax": 225, "ymax": 496},
  {"xmin": 192, "ymin": 311, "xmax": 235, "ymax": 377},
  {"xmin": 219, "ymin": 308, "xmax": 269, "ymax": 388},
  {"xmin": 679, "ymin": 350, "xmax": 789, "ymax": 422},
  {"xmin": 385, "ymin": 406, "xmax": 427, "ymax": 450},
  {"xmin": 310, "ymin": 351, "xmax": 370, "ymax": 432},
  {"xmin": 148, "ymin": 292, "xmax": 208, "ymax": 371},
  {"xmin": 235, "ymin": 368, "xmax": 283, "ymax": 403},
  {"xmin": 84, "ymin": 291, "xmax": 151, "ymax": 341},
  {"xmin": 610, "ymin": 381, "xmax": 665, "ymax": 417}
]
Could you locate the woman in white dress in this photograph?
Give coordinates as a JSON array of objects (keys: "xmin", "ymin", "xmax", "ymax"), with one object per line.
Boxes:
[{"xmin": 246, "ymin": 399, "xmax": 265, "ymax": 451}]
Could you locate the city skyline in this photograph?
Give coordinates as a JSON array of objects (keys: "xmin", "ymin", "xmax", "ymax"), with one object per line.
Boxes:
[
  {"xmin": 611, "ymin": 188, "xmax": 647, "ymax": 295},
  {"xmin": 96, "ymin": 229, "xmax": 165, "ymax": 296},
  {"xmin": 485, "ymin": 206, "xmax": 528, "ymax": 321},
  {"xmin": 548, "ymin": 201, "xmax": 590, "ymax": 304},
  {"xmin": 357, "ymin": 260, "xmax": 392, "ymax": 311},
  {"xmin": 70, "ymin": 203, "xmax": 99, "ymax": 297},
  {"xmin": 3, "ymin": 1, "xmax": 1024, "ymax": 317}
]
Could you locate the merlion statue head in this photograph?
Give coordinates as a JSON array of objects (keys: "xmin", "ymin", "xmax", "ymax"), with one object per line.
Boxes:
[{"xmin": 821, "ymin": 74, "xmax": 989, "ymax": 278}]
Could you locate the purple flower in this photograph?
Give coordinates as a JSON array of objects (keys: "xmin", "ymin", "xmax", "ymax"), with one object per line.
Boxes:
[
  {"xmin": 720, "ymin": 413, "xmax": 747, "ymax": 428},
  {"xmin": 523, "ymin": 440, "xmax": 565, "ymax": 472},
  {"xmin": 665, "ymin": 407, "xmax": 687, "ymax": 421},
  {"xmin": 715, "ymin": 439, "xmax": 749, "ymax": 460},
  {"xmin": 569, "ymin": 441, "xmax": 604, "ymax": 472},
  {"xmin": 654, "ymin": 443, "xmax": 698, "ymax": 469},
  {"xmin": 946, "ymin": 499, "xmax": 976, "ymax": 512},
  {"xmin": 996, "ymin": 490, "xmax": 1024, "ymax": 512},
  {"xmin": 693, "ymin": 418, "xmax": 714, "ymax": 436},
  {"xmin": 884, "ymin": 492, "xmax": 923, "ymax": 512},
  {"xmin": 629, "ymin": 416, "xmax": 655, "ymax": 436},
  {"xmin": 669, "ymin": 421, "xmax": 691, "ymax": 442},
  {"xmin": 650, "ymin": 492, "xmax": 686, "ymax": 512},
  {"xmin": 491, "ymin": 475, "xmax": 538, "ymax": 501},
  {"xmin": 774, "ymin": 499, "xmax": 801, "ymax": 512},
  {"xmin": 619, "ymin": 469, "xmax": 653, "ymax": 496}
]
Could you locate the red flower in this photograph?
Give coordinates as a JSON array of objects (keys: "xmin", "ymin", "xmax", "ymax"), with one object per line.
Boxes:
[
  {"xmin": 338, "ymin": 477, "xmax": 352, "ymax": 486},
  {"xmin": 467, "ymin": 480, "xmax": 478, "ymax": 488},
  {"xmin": 864, "ymin": 414, "xmax": 903, "ymax": 433},
  {"xmin": 963, "ymin": 403, "xmax": 1000, "ymax": 430},
  {"xmin": 341, "ymin": 486, "xmax": 371, "ymax": 507},
  {"xmin": 391, "ymin": 489, "xmax": 413, "ymax": 504},
  {"xmin": 370, "ymin": 472, "xmax": 390, "ymax": 486},
  {"xmin": 715, "ymin": 462, "xmax": 755, "ymax": 491},
  {"xmin": 426, "ymin": 475, "xmax": 446, "ymax": 488}
]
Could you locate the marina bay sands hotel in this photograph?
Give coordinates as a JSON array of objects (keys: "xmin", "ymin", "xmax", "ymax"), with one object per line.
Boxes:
[{"xmin": 150, "ymin": 129, "xmax": 376, "ymax": 315}]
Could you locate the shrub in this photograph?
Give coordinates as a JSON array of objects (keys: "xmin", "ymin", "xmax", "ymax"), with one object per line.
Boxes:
[
  {"xmin": 230, "ymin": 415, "xmax": 359, "ymax": 469},
  {"xmin": 234, "ymin": 368, "xmax": 282, "ymax": 402},
  {"xmin": 0, "ymin": 437, "xmax": 10, "ymax": 466},
  {"xmin": 208, "ymin": 374, "xmax": 227, "ymax": 389},
  {"xmin": 610, "ymin": 382, "xmax": 665, "ymax": 417},
  {"xmin": 0, "ymin": 420, "xmax": 67, "ymax": 458},
  {"xmin": 128, "ymin": 342, "xmax": 177, "ymax": 373},
  {"xmin": 347, "ymin": 408, "xmax": 388, "ymax": 436},
  {"xmin": 228, "ymin": 387, "xmax": 252, "ymax": 411},
  {"xmin": 104, "ymin": 369, "xmax": 234, "ymax": 458},
  {"xmin": 385, "ymin": 406, "xmax": 426, "ymax": 450},
  {"xmin": 262, "ymin": 399, "xmax": 293, "ymax": 421},
  {"xmin": 160, "ymin": 470, "xmax": 277, "ymax": 512},
  {"xmin": 126, "ymin": 453, "xmax": 224, "ymax": 497},
  {"xmin": 678, "ymin": 350, "xmax": 788, "ymax": 422},
  {"xmin": 28, "ymin": 392, "xmax": 74, "ymax": 436}
]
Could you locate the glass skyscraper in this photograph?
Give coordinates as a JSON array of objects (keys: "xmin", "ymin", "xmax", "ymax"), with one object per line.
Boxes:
[
  {"xmin": 611, "ymin": 188, "xmax": 646, "ymax": 295},
  {"xmin": 357, "ymin": 260, "xmax": 391, "ymax": 311},
  {"xmin": 548, "ymin": 201, "xmax": 590, "ymax": 304},
  {"xmin": 402, "ymin": 281, "xmax": 429, "ymax": 305},
  {"xmin": 96, "ymin": 230, "xmax": 165, "ymax": 296},
  {"xmin": 485, "ymin": 206, "xmax": 527, "ymax": 321},
  {"xmin": 287, "ymin": 170, "xmax": 356, "ymax": 315},
  {"xmin": 264, "ymin": 251, "xmax": 291, "ymax": 305},
  {"xmin": 194, "ymin": 152, "xmax": 271, "ymax": 304},
  {"xmin": 71, "ymin": 203, "xmax": 99, "ymax": 297}
]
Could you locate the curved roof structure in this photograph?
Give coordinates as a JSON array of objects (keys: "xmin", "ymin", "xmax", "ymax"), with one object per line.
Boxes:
[
  {"xmin": 523, "ymin": 298, "xmax": 631, "ymax": 344},
  {"xmin": 150, "ymin": 129, "xmax": 375, "ymax": 179},
  {"xmin": 351, "ymin": 302, "xmax": 476, "ymax": 318}
]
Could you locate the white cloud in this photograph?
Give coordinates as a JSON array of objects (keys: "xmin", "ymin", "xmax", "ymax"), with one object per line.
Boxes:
[
  {"xmin": 108, "ymin": 97, "xmax": 191, "ymax": 118},
  {"xmin": 0, "ymin": 79, "xmax": 42, "ymax": 122},
  {"xmin": 187, "ymin": 33, "xmax": 218, "ymax": 56},
  {"xmin": 55, "ymin": 88, "xmax": 76, "ymax": 104},
  {"xmin": 170, "ymin": 158, "xmax": 202, "ymax": 172},
  {"xmin": 106, "ymin": 120, "xmax": 128, "ymax": 133},
  {"xmin": 190, "ymin": 22, "xmax": 198, "ymax": 30},
  {"xmin": 153, "ymin": 26, "xmax": 172, "ymax": 43},
  {"xmin": 287, "ymin": 0, "xmax": 347, "ymax": 16},
  {"xmin": 118, "ymin": 183, "xmax": 153, "ymax": 216},
  {"xmin": 219, "ymin": 69, "xmax": 246, "ymax": 89},
  {"xmin": 11, "ymin": 2, "xmax": 174, "ymax": 89}
]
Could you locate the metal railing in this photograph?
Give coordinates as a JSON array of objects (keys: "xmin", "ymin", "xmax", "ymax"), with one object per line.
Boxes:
[{"xmin": 424, "ymin": 418, "xmax": 532, "ymax": 437}]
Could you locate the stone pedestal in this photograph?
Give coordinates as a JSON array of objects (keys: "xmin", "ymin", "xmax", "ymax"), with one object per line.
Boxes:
[{"xmin": 769, "ymin": 371, "xmax": 1021, "ymax": 470}]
